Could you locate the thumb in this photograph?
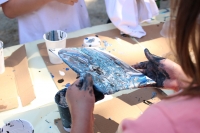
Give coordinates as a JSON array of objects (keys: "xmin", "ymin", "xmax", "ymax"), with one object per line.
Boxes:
[
  {"xmin": 144, "ymin": 48, "xmax": 165, "ymax": 65},
  {"xmin": 81, "ymin": 73, "xmax": 93, "ymax": 91}
]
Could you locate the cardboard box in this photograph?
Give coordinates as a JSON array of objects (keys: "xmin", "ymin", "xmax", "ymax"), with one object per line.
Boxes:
[{"xmin": 0, "ymin": 45, "xmax": 35, "ymax": 112}]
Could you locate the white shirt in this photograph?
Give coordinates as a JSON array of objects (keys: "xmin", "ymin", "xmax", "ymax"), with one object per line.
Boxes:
[
  {"xmin": 0, "ymin": 0, "xmax": 8, "ymax": 4},
  {"xmin": 105, "ymin": 0, "xmax": 158, "ymax": 38},
  {"xmin": 17, "ymin": 0, "xmax": 91, "ymax": 44}
]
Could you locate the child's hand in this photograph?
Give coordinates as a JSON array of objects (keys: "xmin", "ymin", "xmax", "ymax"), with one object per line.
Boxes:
[
  {"xmin": 66, "ymin": 73, "xmax": 95, "ymax": 114},
  {"xmin": 132, "ymin": 49, "xmax": 191, "ymax": 91},
  {"xmin": 56, "ymin": 0, "xmax": 78, "ymax": 5},
  {"xmin": 66, "ymin": 73, "xmax": 94, "ymax": 133}
]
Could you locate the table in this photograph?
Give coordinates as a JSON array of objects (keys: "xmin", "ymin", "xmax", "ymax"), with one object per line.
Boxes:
[{"xmin": 0, "ymin": 9, "xmax": 173, "ymax": 132}]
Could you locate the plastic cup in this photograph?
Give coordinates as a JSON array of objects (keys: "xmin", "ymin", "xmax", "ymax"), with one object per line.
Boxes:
[
  {"xmin": 160, "ymin": 21, "xmax": 170, "ymax": 38},
  {"xmin": 0, "ymin": 41, "xmax": 5, "ymax": 74},
  {"xmin": 43, "ymin": 30, "xmax": 67, "ymax": 64},
  {"xmin": 0, "ymin": 119, "xmax": 34, "ymax": 133},
  {"xmin": 55, "ymin": 88, "xmax": 71, "ymax": 132}
]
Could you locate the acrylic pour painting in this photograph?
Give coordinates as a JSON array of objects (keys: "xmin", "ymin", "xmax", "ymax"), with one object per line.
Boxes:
[{"xmin": 50, "ymin": 47, "xmax": 156, "ymax": 95}]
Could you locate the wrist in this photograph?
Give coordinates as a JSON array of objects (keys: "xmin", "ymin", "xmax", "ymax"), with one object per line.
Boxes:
[{"xmin": 71, "ymin": 110, "xmax": 94, "ymax": 133}]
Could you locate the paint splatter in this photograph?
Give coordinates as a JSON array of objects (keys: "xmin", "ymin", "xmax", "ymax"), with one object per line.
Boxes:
[
  {"xmin": 65, "ymin": 68, "xmax": 70, "ymax": 71},
  {"xmin": 99, "ymin": 47, "xmax": 106, "ymax": 51},
  {"xmin": 45, "ymin": 120, "xmax": 50, "ymax": 123},
  {"xmin": 58, "ymin": 79, "xmax": 64, "ymax": 83},
  {"xmin": 65, "ymin": 83, "xmax": 71, "ymax": 88},
  {"xmin": 103, "ymin": 40, "xmax": 112, "ymax": 47},
  {"xmin": 143, "ymin": 100, "xmax": 153, "ymax": 105},
  {"xmin": 138, "ymin": 98, "xmax": 140, "ymax": 101},
  {"xmin": 161, "ymin": 8, "xmax": 170, "ymax": 14},
  {"xmin": 50, "ymin": 73, "xmax": 54, "ymax": 78},
  {"xmin": 59, "ymin": 70, "xmax": 65, "ymax": 76}
]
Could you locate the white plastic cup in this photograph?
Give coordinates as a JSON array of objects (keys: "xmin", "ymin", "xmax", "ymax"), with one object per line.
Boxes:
[
  {"xmin": 43, "ymin": 30, "xmax": 67, "ymax": 64},
  {"xmin": 0, "ymin": 119, "xmax": 34, "ymax": 133},
  {"xmin": 0, "ymin": 41, "xmax": 5, "ymax": 74}
]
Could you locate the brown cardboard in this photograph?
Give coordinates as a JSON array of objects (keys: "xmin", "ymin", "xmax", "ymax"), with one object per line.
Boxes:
[
  {"xmin": 66, "ymin": 29, "xmax": 136, "ymax": 47},
  {"xmin": 136, "ymin": 23, "xmax": 164, "ymax": 42},
  {"xmin": 0, "ymin": 67, "xmax": 18, "ymax": 112},
  {"xmin": 54, "ymin": 88, "xmax": 166, "ymax": 133},
  {"xmin": 0, "ymin": 45, "xmax": 35, "ymax": 112}
]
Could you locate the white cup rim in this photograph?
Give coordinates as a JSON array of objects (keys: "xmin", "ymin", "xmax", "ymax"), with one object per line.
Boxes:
[{"xmin": 43, "ymin": 30, "xmax": 67, "ymax": 42}]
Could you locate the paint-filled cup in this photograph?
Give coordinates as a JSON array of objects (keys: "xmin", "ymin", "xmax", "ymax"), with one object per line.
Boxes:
[
  {"xmin": 0, "ymin": 119, "xmax": 34, "ymax": 133},
  {"xmin": 0, "ymin": 41, "xmax": 5, "ymax": 74},
  {"xmin": 43, "ymin": 30, "xmax": 67, "ymax": 64},
  {"xmin": 82, "ymin": 36, "xmax": 101, "ymax": 47},
  {"xmin": 55, "ymin": 88, "xmax": 71, "ymax": 132}
]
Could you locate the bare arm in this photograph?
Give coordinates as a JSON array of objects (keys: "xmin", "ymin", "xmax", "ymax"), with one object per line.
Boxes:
[
  {"xmin": 66, "ymin": 74, "xmax": 95, "ymax": 133},
  {"xmin": 1, "ymin": 0, "xmax": 51, "ymax": 18},
  {"xmin": 1, "ymin": 0, "xmax": 77, "ymax": 18}
]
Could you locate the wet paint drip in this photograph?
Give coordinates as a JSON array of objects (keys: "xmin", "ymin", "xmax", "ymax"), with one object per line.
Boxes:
[{"xmin": 58, "ymin": 79, "xmax": 64, "ymax": 83}]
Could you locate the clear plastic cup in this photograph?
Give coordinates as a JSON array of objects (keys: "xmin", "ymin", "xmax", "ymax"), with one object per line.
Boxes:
[
  {"xmin": 43, "ymin": 30, "xmax": 67, "ymax": 64},
  {"xmin": 0, "ymin": 41, "xmax": 5, "ymax": 74},
  {"xmin": 160, "ymin": 21, "xmax": 170, "ymax": 38}
]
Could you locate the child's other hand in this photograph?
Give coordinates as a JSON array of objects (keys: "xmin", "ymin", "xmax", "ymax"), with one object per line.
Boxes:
[{"xmin": 132, "ymin": 48, "xmax": 191, "ymax": 91}]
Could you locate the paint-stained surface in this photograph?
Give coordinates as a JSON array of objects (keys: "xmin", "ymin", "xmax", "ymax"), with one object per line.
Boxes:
[{"xmin": 51, "ymin": 47, "xmax": 156, "ymax": 95}]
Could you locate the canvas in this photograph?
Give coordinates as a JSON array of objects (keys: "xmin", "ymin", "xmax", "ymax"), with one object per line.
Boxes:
[{"xmin": 50, "ymin": 47, "xmax": 155, "ymax": 95}]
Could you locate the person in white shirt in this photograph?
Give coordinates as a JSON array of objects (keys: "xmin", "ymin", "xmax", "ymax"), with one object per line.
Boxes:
[{"xmin": 1, "ymin": 0, "xmax": 91, "ymax": 44}]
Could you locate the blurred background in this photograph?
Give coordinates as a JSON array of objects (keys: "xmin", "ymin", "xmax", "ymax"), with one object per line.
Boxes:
[{"xmin": 0, "ymin": 0, "xmax": 169, "ymax": 48}]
